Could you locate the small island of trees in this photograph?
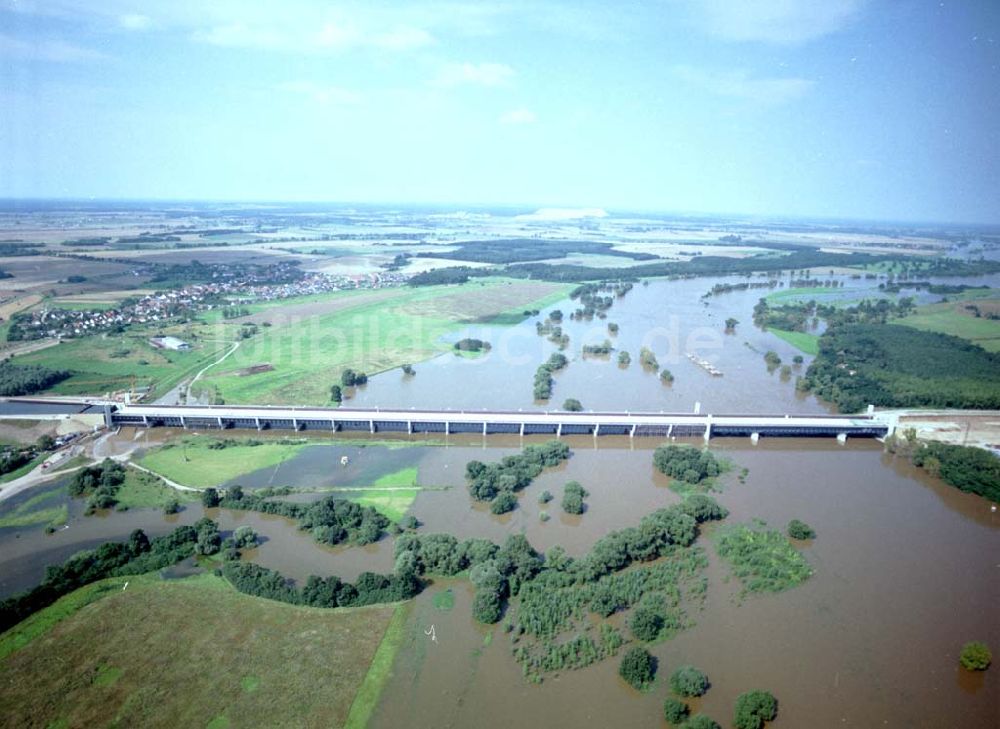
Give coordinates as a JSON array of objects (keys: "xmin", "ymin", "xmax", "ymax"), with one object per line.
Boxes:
[
  {"xmin": 787, "ymin": 519, "xmax": 816, "ymax": 539},
  {"xmin": 561, "ymin": 481, "xmax": 588, "ymax": 515},
  {"xmin": 453, "ymin": 338, "xmax": 491, "ymax": 353},
  {"xmin": 959, "ymin": 641, "xmax": 992, "ymax": 671},
  {"xmin": 618, "ymin": 646, "xmax": 655, "ymax": 690},
  {"xmin": 340, "ymin": 368, "xmax": 368, "ymax": 387},
  {"xmin": 669, "ymin": 665, "xmax": 709, "ymax": 697},
  {"xmin": 653, "ymin": 444, "xmax": 722, "ymax": 486},
  {"xmin": 734, "ymin": 690, "xmax": 778, "ymax": 729},
  {"xmin": 563, "ymin": 398, "xmax": 583, "ymax": 411}
]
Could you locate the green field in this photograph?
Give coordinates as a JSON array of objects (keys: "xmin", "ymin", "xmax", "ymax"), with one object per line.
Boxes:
[
  {"xmin": 117, "ymin": 468, "xmax": 199, "ymax": 509},
  {"xmin": 0, "ymin": 485, "xmax": 67, "ymax": 529},
  {"xmin": 764, "ymin": 286, "xmax": 844, "ymax": 303},
  {"xmin": 344, "ymin": 466, "xmax": 422, "ymax": 521},
  {"xmin": 16, "ymin": 332, "xmax": 229, "ymax": 400},
  {"xmin": 138, "ymin": 440, "xmax": 307, "ymax": 488},
  {"xmin": 767, "ymin": 328, "xmax": 820, "ymax": 355},
  {"xmin": 12, "ymin": 278, "xmax": 570, "ymax": 404},
  {"xmin": 203, "ymin": 279, "xmax": 571, "ymax": 405},
  {"xmin": 344, "ymin": 604, "xmax": 409, "ymax": 729},
  {"xmin": 899, "ymin": 300, "xmax": 1000, "ymax": 352},
  {"xmin": 0, "ymin": 572, "xmax": 396, "ymax": 728}
]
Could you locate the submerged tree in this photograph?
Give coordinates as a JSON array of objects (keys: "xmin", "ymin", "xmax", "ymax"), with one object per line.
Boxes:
[
  {"xmin": 619, "ymin": 647, "xmax": 655, "ymax": 690},
  {"xmin": 734, "ymin": 690, "xmax": 778, "ymax": 729},
  {"xmin": 960, "ymin": 642, "xmax": 992, "ymax": 671}
]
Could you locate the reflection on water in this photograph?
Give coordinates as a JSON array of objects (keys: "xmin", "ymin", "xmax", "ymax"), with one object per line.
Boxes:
[
  {"xmin": 3, "ymin": 269, "xmax": 1000, "ymax": 726},
  {"xmin": 350, "ymin": 272, "xmax": 1000, "ymax": 414},
  {"xmin": 2, "ymin": 439, "xmax": 995, "ymax": 729}
]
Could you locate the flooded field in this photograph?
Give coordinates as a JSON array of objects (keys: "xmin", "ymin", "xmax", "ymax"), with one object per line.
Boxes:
[
  {"xmin": 2, "ymin": 269, "xmax": 998, "ymax": 728},
  {"xmin": 349, "ymin": 273, "xmax": 1000, "ymax": 413},
  {"xmin": 1, "ymin": 436, "xmax": 997, "ymax": 727}
]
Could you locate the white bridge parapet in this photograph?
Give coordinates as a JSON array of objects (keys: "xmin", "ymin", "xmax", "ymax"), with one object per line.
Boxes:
[{"xmin": 104, "ymin": 404, "xmax": 889, "ymax": 440}]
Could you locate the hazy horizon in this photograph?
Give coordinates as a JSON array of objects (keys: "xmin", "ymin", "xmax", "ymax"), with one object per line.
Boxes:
[{"xmin": 3, "ymin": 1, "xmax": 999, "ymax": 224}]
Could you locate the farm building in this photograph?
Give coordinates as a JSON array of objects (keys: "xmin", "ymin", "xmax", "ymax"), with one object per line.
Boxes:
[{"xmin": 149, "ymin": 336, "xmax": 191, "ymax": 351}]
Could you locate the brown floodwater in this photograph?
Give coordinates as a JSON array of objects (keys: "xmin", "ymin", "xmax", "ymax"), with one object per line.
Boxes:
[
  {"xmin": 3, "ymin": 270, "xmax": 1000, "ymax": 726},
  {"xmin": 1, "ymin": 438, "xmax": 997, "ymax": 727},
  {"xmin": 368, "ymin": 440, "xmax": 999, "ymax": 729},
  {"xmin": 349, "ymin": 272, "xmax": 1000, "ymax": 414}
]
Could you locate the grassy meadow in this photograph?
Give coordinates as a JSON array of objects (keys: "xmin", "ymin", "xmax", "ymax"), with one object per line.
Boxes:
[
  {"xmin": 14, "ymin": 278, "xmax": 570, "ymax": 405},
  {"xmin": 0, "ymin": 572, "xmax": 397, "ymax": 729},
  {"xmin": 899, "ymin": 298, "xmax": 1000, "ymax": 352},
  {"xmin": 768, "ymin": 328, "xmax": 820, "ymax": 355},
  {"xmin": 203, "ymin": 278, "xmax": 570, "ymax": 405},
  {"xmin": 137, "ymin": 439, "xmax": 308, "ymax": 488}
]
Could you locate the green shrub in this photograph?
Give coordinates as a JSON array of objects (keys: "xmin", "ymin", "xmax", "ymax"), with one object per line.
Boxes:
[
  {"xmin": 619, "ymin": 647, "xmax": 655, "ymax": 690},
  {"xmin": 960, "ymin": 641, "xmax": 992, "ymax": 671},
  {"xmin": 629, "ymin": 605, "xmax": 664, "ymax": 642},
  {"xmin": 734, "ymin": 690, "xmax": 778, "ymax": 729},
  {"xmin": 490, "ymin": 492, "xmax": 517, "ymax": 514},
  {"xmin": 787, "ymin": 519, "xmax": 816, "ymax": 540},
  {"xmin": 663, "ymin": 697, "xmax": 689, "ymax": 725},
  {"xmin": 683, "ymin": 715, "xmax": 721, "ymax": 729},
  {"xmin": 669, "ymin": 665, "xmax": 709, "ymax": 697}
]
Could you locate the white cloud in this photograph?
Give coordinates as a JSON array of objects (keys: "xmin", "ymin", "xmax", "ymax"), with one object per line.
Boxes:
[
  {"xmin": 499, "ymin": 108, "xmax": 536, "ymax": 125},
  {"xmin": 0, "ymin": 32, "xmax": 106, "ymax": 62},
  {"xmin": 693, "ymin": 0, "xmax": 865, "ymax": 44},
  {"xmin": 280, "ymin": 81, "xmax": 362, "ymax": 105},
  {"xmin": 194, "ymin": 23, "xmax": 286, "ymax": 50},
  {"xmin": 673, "ymin": 66, "xmax": 814, "ymax": 104},
  {"xmin": 371, "ymin": 26, "xmax": 434, "ymax": 51},
  {"xmin": 118, "ymin": 13, "xmax": 151, "ymax": 31},
  {"xmin": 431, "ymin": 62, "xmax": 515, "ymax": 88}
]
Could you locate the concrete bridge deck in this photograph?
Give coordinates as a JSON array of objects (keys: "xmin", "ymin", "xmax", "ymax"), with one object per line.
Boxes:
[{"xmin": 103, "ymin": 403, "xmax": 890, "ymax": 440}]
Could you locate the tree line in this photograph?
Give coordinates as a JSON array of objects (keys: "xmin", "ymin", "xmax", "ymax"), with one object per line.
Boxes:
[
  {"xmin": 0, "ymin": 522, "xmax": 215, "ymax": 632},
  {"xmin": 0, "ymin": 361, "xmax": 72, "ymax": 396}
]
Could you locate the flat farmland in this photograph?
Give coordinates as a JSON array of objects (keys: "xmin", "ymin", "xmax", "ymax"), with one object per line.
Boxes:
[
  {"xmin": 0, "ymin": 257, "xmax": 137, "ymax": 292},
  {"xmin": 204, "ymin": 279, "xmax": 571, "ymax": 404},
  {"xmin": 899, "ymin": 297, "xmax": 1000, "ymax": 351},
  {"xmin": 0, "ymin": 573, "xmax": 396, "ymax": 729},
  {"xmin": 15, "ymin": 331, "xmax": 230, "ymax": 398}
]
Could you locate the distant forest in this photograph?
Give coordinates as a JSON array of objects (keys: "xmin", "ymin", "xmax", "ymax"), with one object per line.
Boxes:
[
  {"xmin": 417, "ymin": 239, "xmax": 657, "ymax": 265},
  {"xmin": 801, "ymin": 323, "xmax": 1000, "ymax": 412},
  {"xmin": 0, "ymin": 362, "xmax": 72, "ymax": 397},
  {"xmin": 407, "ymin": 246, "xmax": 984, "ymax": 286}
]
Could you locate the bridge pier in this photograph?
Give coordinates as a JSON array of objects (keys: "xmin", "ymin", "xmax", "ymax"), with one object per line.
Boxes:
[
  {"xmin": 837, "ymin": 432, "xmax": 848, "ymax": 445},
  {"xmin": 255, "ymin": 417, "xmax": 262, "ymax": 431},
  {"xmin": 630, "ymin": 424, "xmax": 636, "ymax": 438},
  {"xmin": 594, "ymin": 423, "xmax": 600, "ymax": 437},
  {"xmin": 483, "ymin": 422, "xmax": 487, "ymax": 436},
  {"xmin": 519, "ymin": 422, "xmax": 525, "ymax": 437},
  {"xmin": 445, "ymin": 422, "xmax": 451, "ymax": 435},
  {"xmin": 407, "ymin": 420, "xmax": 413, "ymax": 434},
  {"xmin": 750, "ymin": 432, "xmax": 759, "ymax": 445},
  {"xmin": 217, "ymin": 416, "xmax": 223, "ymax": 428},
  {"xmin": 704, "ymin": 415, "xmax": 712, "ymax": 442},
  {"xmin": 369, "ymin": 420, "xmax": 375, "ymax": 434},
  {"xmin": 180, "ymin": 416, "xmax": 187, "ymax": 429},
  {"xmin": 142, "ymin": 414, "xmax": 150, "ymax": 427},
  {"xmin": 557, "ymin": 423, "xmax": 563, "ymax": 437}
]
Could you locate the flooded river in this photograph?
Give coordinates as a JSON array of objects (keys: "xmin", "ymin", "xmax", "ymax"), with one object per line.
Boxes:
[
  {"xmin": 1, "ymin": 437, "xmax": 997, "ymax": 727},
  {"xmin": 2, "ymin": 271, "xmax": 999, "ymax": 727},
  {"xmin": 349, "ymin": 272, "xmax": 1000, "ymax": 413}
]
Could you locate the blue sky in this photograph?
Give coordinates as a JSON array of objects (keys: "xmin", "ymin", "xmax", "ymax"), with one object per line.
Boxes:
[{"xmin": 1, "ymin": 0, "xmax": 998, "ymax": 223}]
